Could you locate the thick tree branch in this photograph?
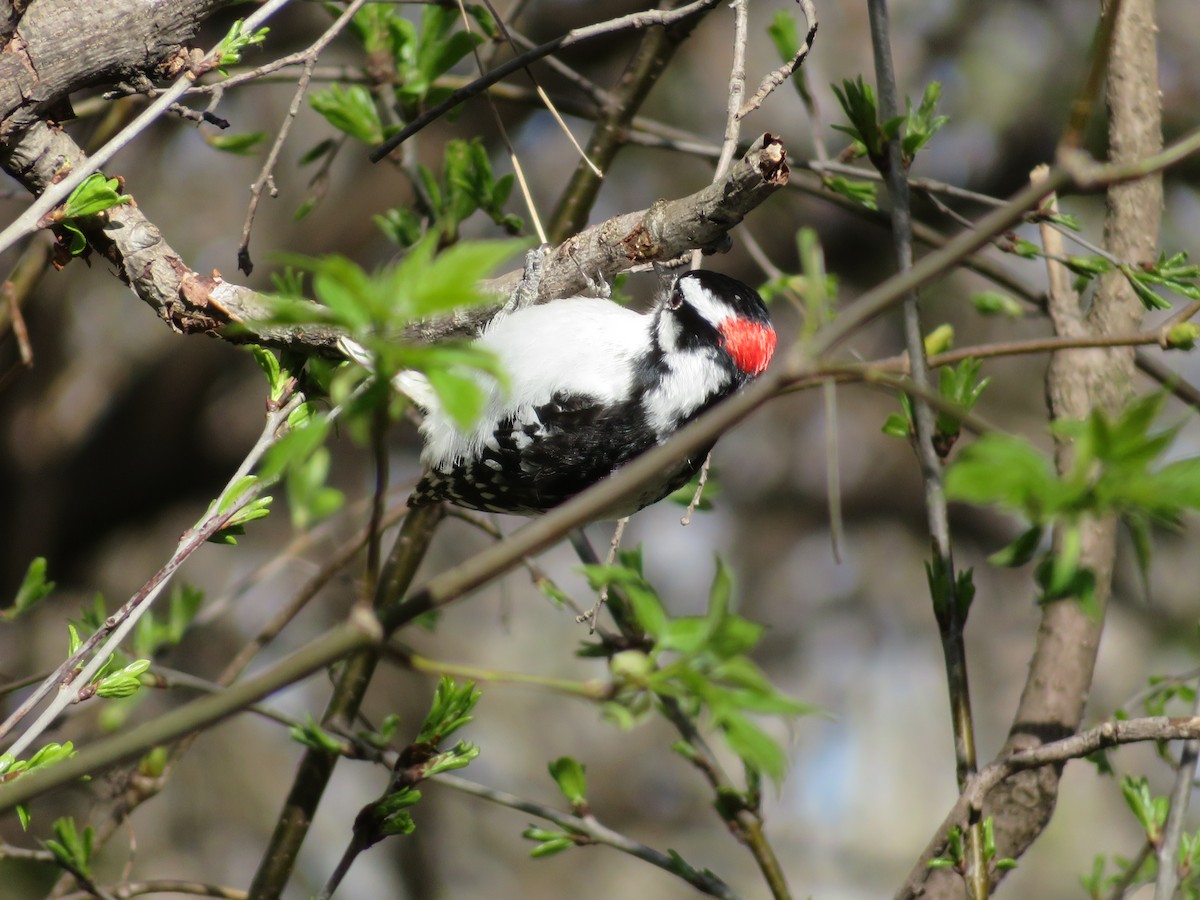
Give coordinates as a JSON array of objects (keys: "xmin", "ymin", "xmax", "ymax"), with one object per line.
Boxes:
[
  {"xmin": 0, "ymin": 0, "xmax": 227, "ymax": 134},
  {"xmin": 910, "ymin": 1, "xmax": 1163, "ymax": 895},
  {"xmin": 897, "ymin": 716, "xmax": 1200, "ymax": 899},
  {"xmin": 0, "ymin": 123, "xmax": 787, "ymax": 350}
]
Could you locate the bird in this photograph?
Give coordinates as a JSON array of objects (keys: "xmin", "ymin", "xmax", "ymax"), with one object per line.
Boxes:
[{"xmin": 403, "ymin": 269, "xmax": 776, "ymax": 518}]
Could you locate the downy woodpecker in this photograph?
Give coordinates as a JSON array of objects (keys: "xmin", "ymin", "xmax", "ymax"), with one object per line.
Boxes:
[{"xmin": 405, "ymin": 270, "xmax": 776, "ymax": 517}]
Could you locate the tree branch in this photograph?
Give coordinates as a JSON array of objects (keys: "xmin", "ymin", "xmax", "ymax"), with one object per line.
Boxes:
[
  {"xmin": 0, "ymin": 0, "xmax": 227, "ymax": 131},
  {"xmin": 908, "ymin": 1, "xmax": 1163, "ymax": 895},
  {"xmin": 0, "ymin": 123, "xmax": 787, "ymax": 350},
  {"xmin": 897, "ymin": 716, "xmax": 1200, "ymax": 899}
]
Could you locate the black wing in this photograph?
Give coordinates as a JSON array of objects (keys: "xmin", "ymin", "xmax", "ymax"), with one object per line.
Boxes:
[{"xmin": 408, "ymin": 392, "xmax": 693, "ymax": 515}]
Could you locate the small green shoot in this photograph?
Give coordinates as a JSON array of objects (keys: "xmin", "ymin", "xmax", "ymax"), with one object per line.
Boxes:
[
  {"xmin": 548, "ymin": 757, "xmax": 588, "ymax": 812},
  {"xmin": 215, "ymin": 19, "xmax": 269, "ymax": 74},
  {"xmin": 205, "ymin": 132, "xmax": 268, "ymax": 155},
  {"xmin": 583, "ymin": 552, "xmax": 819, "ymax": 786},
  {"xmin": 946, "ymin": 392, "xmax": 1200, "ymax": 610},
  {"xmin": 832, "ymin": 77, "xmax": 948, "ymax": 170},
  {"xmin": 206, "ymin": 476, "xmax": 272, "ymax": 545},
  {"xmin": 3, "ymin": 556, "xmax": 55, "ymax": 620},
  {"xmin": 42, "ymin": 817, "xmax": 95, "ymax": 881},
  {"xmin": 92, "ymin": 659, "xmax": 151, "ymax": 699},
  {"xmin": 50, "ymin": 174, "xmax": 132, "ymax": 255}
]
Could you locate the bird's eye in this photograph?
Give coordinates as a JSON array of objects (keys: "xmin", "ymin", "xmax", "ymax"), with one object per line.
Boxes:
[{"xmin": 667, "ymin": 289, "xmax": 683, "ymax": 311}]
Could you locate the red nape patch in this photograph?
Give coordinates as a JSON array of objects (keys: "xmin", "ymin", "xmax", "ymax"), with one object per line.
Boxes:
[{"xmin": 719, "ymin": 318, "xmax": 777, "ymax": 376}]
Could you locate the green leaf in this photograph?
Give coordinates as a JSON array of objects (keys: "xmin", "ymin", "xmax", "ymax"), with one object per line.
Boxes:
[
  {"xmin": 425, "ymin": 368, "xmax": 487, "ymax": 431},
  {"xmin": 42, "ymin": 817, "xmax": 94, "ymax": 879},
  {"xmin": 396, "ymin": 237, "xmax": 527, "ymax": 318},
  {"xmin": 525, "ymin": 832, "xmax": 575, "ymax": 858},
  {"xmin": 205, "ymin": 131, "xmax": 268, "ymax": 155},
  {"xmin": 584, "ymin": 564, "xmax": 667, "ymax": 638},
  {"xmin": 422, "ymin": 740, "xmax": 480, "ymax": 777},
  {"xmin": 416, "ymin": 677, "xmax": 481, "ymax": 745},
  {"xmin": 901, "ymin": 81, "xmax": 949, "ymax": 161},
  {"xmin": 1010, "ymin": 237, "xmax": 1042, "ymax": 259},
  {"xmin": 289, "ymin": 715, "xmax": 347, "ymax": 754},
  {"xmin": 376, "ymin": 786, "xmax": 421, "ymax": 836},
  {"xmin": 944, "ymin": 433, "xmax": 1061, "ymax": 518},
  {"xmin": 988, "ymin": 524, "xmax": 1044, "ymax": 567},
  {"xmin": 60, "ymin": 222, "xmax": 86, "ymax": 255},
  {"xmin": 924, "ymin": 323, "xmax": 954, "ymax": 357},
  {"xmin": 767, "ymin": 11, "xmax": 799, "ymax": 61},
  {"xmin": 548, "ymin": 756, "xmax": 588, "ymax": 808},
  {"xmin": 1120, "ymin": 264, "xmax": 1173, "ymax": 311},
  {"xmin": 831, "ymin": 76, "xmax": 885, "ymax": 164},
  {"xmin": 61, "ymin": 173, "xmax": 131, "ymax": 220},
  {"xmin": 5, "ymin": 557, "xmax": 55, "ymax": 620},
  {"xmin": 208, "ymin": 484, "xmax": 272, "ymax": 545},
  {"xmin": 133, "ymin": 584, "xmax": 203, "ymax": 657},
  {"xmin": 882, "ymin": 412, "xmax": 911, "ymax": 439},
  {"xmin": 1045, "ymin": 211, "xmax": 1081, "ymax": 231},
  {"xmin": 971, "ymin": 291, "xmax": 1025, "ymax": 317},
  {"xmin": 821, "ymin": 174, "xmax": 878, "ymax": 209},
  {"xmin": 1064, "ymin": 255, "xmax": 1112, "ymax": 278},
  {"xmin": 719, "ymin": 712, "xmax": 789, "ymax": 784},
  {"xmin": 94, "ymin": 659, "xmax": 151, "ymax": 699},
  {"xmin": 215, "ymin": 19, "xmax": 269, "ymax": 72},
  {"xmin": 1121, "ymin": 775, "xmax": 1165, "ymax": 843},
  {"xmin": 1165, "ymin": 322, "xmax": 1200, "ymax": 350},
  {"xmin": 374, "ymin": 207, "xmax": 423, "ymax": 248},
  {"xmin": 286, "ymin": 446, "xmax": 344, "ymax": 531},
  {"xmin": 311, "ymin": 84, "xmax": 384, "ymax": 145}
]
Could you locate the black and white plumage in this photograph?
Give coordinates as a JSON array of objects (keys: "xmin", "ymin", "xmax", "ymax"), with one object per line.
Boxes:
[{"xmin": 404, "ymin": 270, "xmax": 776, "ymax": 517}]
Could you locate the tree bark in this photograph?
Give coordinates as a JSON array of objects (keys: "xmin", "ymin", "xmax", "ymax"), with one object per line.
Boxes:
[
  {"xmin": 0, "ymin": 0, "xmax": 227, "ymax": 134},
  {"xmin": 917, "ymin": 1, "xmax": 1162, "ymax": 895}
]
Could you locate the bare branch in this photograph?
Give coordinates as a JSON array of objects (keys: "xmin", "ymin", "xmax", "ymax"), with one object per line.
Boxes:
[
  {"xmin": 738, "ymin": 1, "xmax": 817, "ymax": 120},
  {"xmin": 237, "ymin": 0, "xmax": 370, "ymax": 275}
]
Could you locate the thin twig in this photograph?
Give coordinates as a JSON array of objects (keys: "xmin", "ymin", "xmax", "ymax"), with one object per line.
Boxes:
[
  {"xmin": 1154, "ymin": 686, "xmax": 1200, "ymax": 900},
  {"xmin": 56, "ymin": 879, "xmax": 249, "ymax": 899},
  {"xmin": 896, "ymin": 717, "xmax": 1200, "ymax": 900},
  {"xmin": 475, "ymin": 1, "xmax": 601, "ymax": 180},
  {"xmin": 823, "ymin": 379, "xmax": 845, "ymax": 562},
  {"xmin": 370, "ymin": 0, "xmax": 722, "ymax": 161},
  {"xmin": 441, "ymin": 508, "xmax": 597, "ymax": 621},
  {"xmin": 680, "ymin": 456, "xmax": 712, "ymax": 526},
  {"xmin": 237, "ymin": 0, "xmax": 369, "ymax": 274},
  {"xmin": 0, "ymin": 0, "xmax": 297, "ymax": 257},
  {"xmin": 386, "ymin": 645, "xmax": 610, "ymax": 700},
  {"xmin": 454, "ymin": 0, "xmax": 549, "ymax": 242},
  {"xmin": 738, "ymin": 0, "xmax": 817, "ymax": 120},
  {"xmin": 433, "ymin": 773, "xmax": 744, "ymax": 899},
  {"xmin": 866, "ymin": 0, "xmax": 985, "ymax": 895},
  {"xmin": 245, "ymin": 504, "xmax": 444, "ymax": 900},
  {"xmin": 0, "ymin": 612, "xmax": 383, "ymax": 812},
  {"xmin": 0, "ymin": 393, "xmax": 303, "ymax": 758},
  {"xmin": 715, "ymin": 0, "xmax": 749, "ymax": 181}
]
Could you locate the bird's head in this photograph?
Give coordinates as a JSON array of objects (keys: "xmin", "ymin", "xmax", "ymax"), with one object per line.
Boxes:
[{"xmin": 654, "ymin": 270, "xmax": 777, "ymax": 379}]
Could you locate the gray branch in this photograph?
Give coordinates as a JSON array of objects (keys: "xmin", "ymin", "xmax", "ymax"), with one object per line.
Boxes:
[{"xmin": 0, "ymin": 123, "xmax": 788, "ymax": 352}]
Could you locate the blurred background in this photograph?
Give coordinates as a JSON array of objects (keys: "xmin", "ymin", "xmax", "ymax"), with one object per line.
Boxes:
[{"xmin": 2, "ymin": 0, "xmax": 1199, "ymax": 896}]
